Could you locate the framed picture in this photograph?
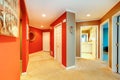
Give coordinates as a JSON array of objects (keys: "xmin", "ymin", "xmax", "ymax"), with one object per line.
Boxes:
[{"xmin": 0, "ymin": 0, "xmax": 18, "ymax": 37}]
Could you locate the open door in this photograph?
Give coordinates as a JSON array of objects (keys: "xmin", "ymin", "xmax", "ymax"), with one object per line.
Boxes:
[
  {"xmin": 54, "ymin": 24, "xmax": 62, "ymax": 63},
  {"xmin": 100, "ymin": 20, "xmax": 109, "ymax": 64},
  {"xmin": 102, "ymin": 23, "xmax": 109, "ymax": 63}
]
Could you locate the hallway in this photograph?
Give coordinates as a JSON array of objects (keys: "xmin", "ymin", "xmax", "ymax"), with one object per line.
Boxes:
[{"xmin": 21, "ymin": 51, "xmax": 120, "ymax": 80}]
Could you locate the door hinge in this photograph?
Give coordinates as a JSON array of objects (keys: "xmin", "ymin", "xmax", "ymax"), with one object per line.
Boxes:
[
  {"xmin": 116, "ymin": 64, "xmax": 119, "ymax": 68},
  {"xmin": 116, "ymin": 22, "xmax": 120, "ymax": 26},
  {"xmin": 116, "ymin": 43, "xmax": 119, "ymax": 46}
]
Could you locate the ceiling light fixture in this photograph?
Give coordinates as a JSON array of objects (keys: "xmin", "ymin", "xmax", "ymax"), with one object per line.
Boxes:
[
  {"xmin": 42, "ymin": 14, "xmax": 46, "ymax": 17},
  {"xmin": 86, "ymin": 14, "xmax": 91, "ymax": 17},
  {"xmin": 41, "ymin": 25, "xmax": 44, "ymax": 28}
]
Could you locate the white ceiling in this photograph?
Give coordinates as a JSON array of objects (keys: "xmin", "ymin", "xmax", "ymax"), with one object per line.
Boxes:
[{"xmin": 25, "ymin": 0, "xmax": 120, "ymax": 29}]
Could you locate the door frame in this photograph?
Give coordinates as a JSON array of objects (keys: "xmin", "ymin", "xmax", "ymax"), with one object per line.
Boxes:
[
  {"xmin": 80, "ymin": 25, "xmax": 98, "ymax": 59},
  {"xmin": 54, "ymin": 23, "xmax": 62, "ymax": 63},
  {"xmin": 100, "ymin": 19, "xmax": 109, "ymax": 64},
  {"xmin": 112, "ymin": 11, "xmax": 120, "ymax": 73}
]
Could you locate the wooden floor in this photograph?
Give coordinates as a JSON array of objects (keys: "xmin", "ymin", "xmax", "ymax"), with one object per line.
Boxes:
[{"xmin": 21, "ymin": 51, "xmax": 120, "ymax": 80}]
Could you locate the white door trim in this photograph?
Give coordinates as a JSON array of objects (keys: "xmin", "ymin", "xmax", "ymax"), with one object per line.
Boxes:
[
  {"xmin": 100, "ymin": 19, "xmax": 109, "ymax": 65},
  {"xmin": 112, "ymin": 11, "xmax": 120, "ymax": 73}
]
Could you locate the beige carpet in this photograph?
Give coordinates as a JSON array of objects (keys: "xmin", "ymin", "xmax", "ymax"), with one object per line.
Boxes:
[{"xmin": 21, "ymin": 51, "xmax": 120, "ymax": 80}]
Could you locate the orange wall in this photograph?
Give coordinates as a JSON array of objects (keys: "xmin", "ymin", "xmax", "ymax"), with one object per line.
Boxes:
[
  {"xmin": 29, "ymin": 27, "xmax": 43, "ymax": 53},
  {"xmin": 0, "ymin": 37, "xmax": 20, "ymax": 80},
  {"xmin": 50, "ymin": 12, "xmax": 67, "ymax": 66},
  {"xmin": 0, "ymin": 0, "xmax": 20, "ymax": 80},
  {"xmin": 100, "ymin": 2, "xmax": 120, "ymax": 68}
]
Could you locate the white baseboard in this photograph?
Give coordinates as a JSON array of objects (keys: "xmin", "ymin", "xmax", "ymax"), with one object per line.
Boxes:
[
  {"xmin": 66, "ymin": 65, "xmax": 76, "ymax": 70},
  {"xmin": 61, "ymin": 64, "xmax": 66, "ymax": 69},
  {"xmin": 61, "ymin": 64, "xmax": 76, "ymax": 70},
  {"xmin": 21, "ymin": 72, "xmax": 27, "ymax": 75}
]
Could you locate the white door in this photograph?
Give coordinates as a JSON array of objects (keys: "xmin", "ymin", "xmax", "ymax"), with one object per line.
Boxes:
[
  {"xmin": 117, "ymin": 15, "xmax": 120, "ymax": 73},
  {"xmin": 54, "ymin": 24, "xmax": 62, "ymax": 63},
  {"xmin": 43, "ymin": 32, "xmax": 50, "ymax": 51},
  {"xmin": 112, "ymin": 14, "xmax": 120, "ymax": 73}
]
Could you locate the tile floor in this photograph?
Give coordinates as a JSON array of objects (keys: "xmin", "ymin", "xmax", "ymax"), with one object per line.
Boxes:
[{"xmin": 21, "ymin": 51, "xmax": 120, "ymax": 80}]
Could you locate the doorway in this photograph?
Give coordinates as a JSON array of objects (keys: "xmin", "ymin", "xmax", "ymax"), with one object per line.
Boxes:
[
  {"xmin": 80, "ymin": 26, "xmax": 98, "ymax": 59},
  {"xmin": 54, "ymin": 24, "xmax": 62, "ymax": 63},
  {"xmin": 103, "ymin": 22, "xmax": 109, "ymax": 62},
  {"xmin": 112, "ymin": 12, "xmax": 120, "ymax": 73},
  {"xmin": 100, "ymin": 20, "xmax": 109, "ymax": 64},
  {"xmin": 43, "ymin": 32, "xmax": 50, "ymax": 51}
]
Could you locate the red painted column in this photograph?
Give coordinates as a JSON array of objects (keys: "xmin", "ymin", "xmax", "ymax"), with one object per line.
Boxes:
[
  {"xmin": 50, "ymin": 12, "xmax": 67, "ymax": 67},
  {"xmin": 22, "ymin": 14, "xmax": 29, "ymax": 72}
]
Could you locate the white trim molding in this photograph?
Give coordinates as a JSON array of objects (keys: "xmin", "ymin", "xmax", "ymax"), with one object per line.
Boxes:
[
  {"xmin": 21, "ymin": 72, "xmax": 27, "ymax": 76},
  {"xmin": 66, "ymin": 65, "xmax": 76, "ymax": 70}
]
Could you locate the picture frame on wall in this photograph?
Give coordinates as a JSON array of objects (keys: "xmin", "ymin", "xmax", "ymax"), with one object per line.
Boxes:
[{"xmin": 0, "ymin": 0, "xmax": 19, "ymax": 37}]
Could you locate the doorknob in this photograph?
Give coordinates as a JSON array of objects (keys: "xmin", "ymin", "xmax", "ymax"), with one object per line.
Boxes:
[
  {"xmin": 116, "ymin": 43, "xmax": 119, "ymax": 46},
  {"xmin": 116, "ymin": 22, "xmax": 120, "ymax": 26}
]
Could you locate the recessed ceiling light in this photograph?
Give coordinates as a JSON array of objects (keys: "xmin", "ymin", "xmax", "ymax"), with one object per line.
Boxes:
[
  {"xmin": 86, "ymin": 14, "xmax": 91, "ymax": 17},
  {"xmin": 42, "ymin": 14, "xmax": 46, "ymax": 17},
  {"xmin": 41, "ymin": 25, "xmax": 44, "ymax": 28}
]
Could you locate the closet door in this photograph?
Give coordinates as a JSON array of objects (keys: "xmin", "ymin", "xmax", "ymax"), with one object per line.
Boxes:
[
  {"xmin": 54, "ymin": 25, "xmax": 62, "ymax": 63},
  {"xmin": 117, "ymin": 15, "xmax": 120, "ymax": 73},
  {"xmin": 112, "ymin": 15, "xmax": 120, "ymax": 73},
  {"xmin": 43, "ymin": 32, "xmax": 50, "ymax": 51}
]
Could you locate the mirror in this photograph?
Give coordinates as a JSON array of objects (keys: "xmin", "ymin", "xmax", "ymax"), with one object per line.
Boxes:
[
  {"xmin": 81, "ymin": 33, "xmax": 88, "ymax": 42},
  {"xmin": 29, "ymin": 31, "xmax": 36, "ymax": 41}
]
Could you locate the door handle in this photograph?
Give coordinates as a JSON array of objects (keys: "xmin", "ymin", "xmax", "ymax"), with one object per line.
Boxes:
[
  {"xmin": 116, "ymin": 22, "xmax": 120, "ymax": 26},
  {"xmin": 116, "ymin": 43, "xmax": 119, "ymax": 46}
]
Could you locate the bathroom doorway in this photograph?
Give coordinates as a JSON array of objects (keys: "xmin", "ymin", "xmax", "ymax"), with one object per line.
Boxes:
[
  {"xmin": 102, "ymin": 22, "xmax": 109, "ymax": 62},
  {"xmin": 100, "ymin": 20, "xmax": 109, "ymax": 64},
  {"xmin": 80, "ymin": 26, "xmax": 98, "ymax": 59}
]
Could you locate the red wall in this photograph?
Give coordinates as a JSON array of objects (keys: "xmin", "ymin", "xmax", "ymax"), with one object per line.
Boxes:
[
  {"xmin": 20, "ymin": 0, "xmax": 29, "ymax": 72},
  {"xmin": 50, "ymin": 12, "xmax": 66, "ymax": 66},
  {"xmin": 21, "ymin": 15, "xmax": 29, "ymax": 72},
  {"xmin": 50, "ymin": 28, "xmax": 54, "ymax": 56},
  {"xmin": 42, "ymin": 29, "xmax": 50, "ymax": 32},
  {"xmin": 62, "ymin": 22, "xmax": 66, "ymax": 66},
  {"xmin": 29, "ymin": 27, "xmax": 43, "ymax": 53}
]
